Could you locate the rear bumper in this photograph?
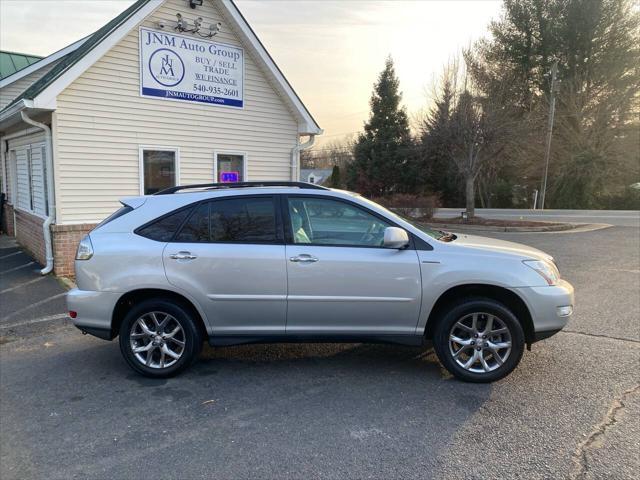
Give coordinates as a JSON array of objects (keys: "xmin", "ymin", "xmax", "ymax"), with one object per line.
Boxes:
[
  {"xmin": 514, "ymin": 279, "xmax": 575, "ymax": 339},
  {"xmin": 67, "ymin": 288, "xmax": 121, "ymax": 340}
]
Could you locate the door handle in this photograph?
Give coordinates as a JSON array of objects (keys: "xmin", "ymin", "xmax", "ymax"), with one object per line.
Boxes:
[
  {"xmin": 169, "ymin": 251, "xmax": 197, "ymax": 260},
  {"xmin": 289, "ymin": 254, "xmax": 319, "ymax": 263}
]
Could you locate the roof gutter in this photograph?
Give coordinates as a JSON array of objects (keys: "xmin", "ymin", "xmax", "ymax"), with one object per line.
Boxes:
[
  {"xmin": 291, "ymin": 135, "xmax": 316, "ymax": 182},
  {"xmin": 0, "ymin": 99, "xmax": 32, "ymax": 126},
  {"xmin": 20, "ymin": 111, "xmax": 56, "ymax": 275}
]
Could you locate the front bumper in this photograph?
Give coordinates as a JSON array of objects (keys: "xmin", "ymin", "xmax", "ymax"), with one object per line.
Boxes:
[
  {"xmin": 514, "ymin": 279, "xmax": 575, "ymax": 340},
  {"xmin": 66, "ymin": 288, "xmax": 121, "ymax": 340}
]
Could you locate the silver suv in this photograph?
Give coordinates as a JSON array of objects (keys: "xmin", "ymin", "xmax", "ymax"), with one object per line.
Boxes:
[{"xmin": 67, "ymin": 182, "xmax": 574, "ymax": 382}]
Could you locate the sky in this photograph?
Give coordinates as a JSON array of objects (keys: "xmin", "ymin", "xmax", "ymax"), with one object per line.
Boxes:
[{"xmin": 0, "ymin": 0, "xmax": 502, "ymax": 146}]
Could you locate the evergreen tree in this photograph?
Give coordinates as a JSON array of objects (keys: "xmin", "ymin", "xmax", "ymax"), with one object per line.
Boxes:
[
  {"xmin": 419, "ymin": 72, "xmax": 464, "ymax": 206},
  {"xmin": 328, "ymin": 165, "xmax": 341, "ymax": 188},
  {"xmin": 347, "ymin": 57, "xmax": 415, "ymax": 196}
]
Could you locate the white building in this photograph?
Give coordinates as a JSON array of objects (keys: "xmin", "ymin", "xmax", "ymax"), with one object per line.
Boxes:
[
  {"xmin": 299, "ymin": 168, "xmax": 333, "ymax": 186},
  {"xmin": 0, "ymin": 0, "xmax": 321, "ymax": 276}
]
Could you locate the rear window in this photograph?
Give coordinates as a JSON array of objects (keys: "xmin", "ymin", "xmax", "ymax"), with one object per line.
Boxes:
[
  {"xmin": 136, "ymin": 206, "xmax": 192, "ymax": 242},
  {"xmin": 209, "ymin": 197, "xmax": 276, "ymax": 243},
  {"xmin": 175, "ymin": 203, "xmax": 209, "ymax": 243}
]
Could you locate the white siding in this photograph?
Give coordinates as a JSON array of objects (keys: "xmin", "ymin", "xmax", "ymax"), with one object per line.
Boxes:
[
  {"xmin": 0, "ymin": 59, "xmax": 63, "ymax": 110},
  {"xmin": 55, "ymin": 0, "xmax": 299, "ymax": 224}
]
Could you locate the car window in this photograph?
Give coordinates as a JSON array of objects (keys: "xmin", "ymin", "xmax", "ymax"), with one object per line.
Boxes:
[
  {"xmin": 136, "ymin": 206, "xmax": 192, "ymax": 242},
  {"xmin": 209, "ymin": 197, "xmax": 277, "ymax": 243},
  {"xmin": 175, "ymin": 203, "xmax": 209, "ymax": 243},
  {"xmin": 288, "ymin": 197, "xmax": 391, "ymax": 247}
]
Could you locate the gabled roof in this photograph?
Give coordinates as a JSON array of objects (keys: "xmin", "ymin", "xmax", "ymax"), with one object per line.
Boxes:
[
  {"xmin": 1, "ymin": 0, "xmax": 321, "ymax": 135},
  {"xmin": 0, "ymin": 37, "xmax": 90, "ymax": 88},
  {"xmin": 1, "ymin": 0, "xmax": 153, "ymax": 112},
  {"xmin": 0, "ymin": 51, "xmax": 43, "ymax": 80}
]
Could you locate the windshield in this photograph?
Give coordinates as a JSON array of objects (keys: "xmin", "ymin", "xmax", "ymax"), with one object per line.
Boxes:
[{"xmin": 356, "ymin": 196, "xmax": 447, "ymax": 240}]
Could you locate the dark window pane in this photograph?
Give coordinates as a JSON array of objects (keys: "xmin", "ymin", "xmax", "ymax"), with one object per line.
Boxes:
[
  {"xmin": 143, "ymin": 150, "xmax": 176, "ymax": 194},
  {"xmin": 210, "ymin": 198, "xmax": 276, "ymax": 243},
  {"xmin": 137, "ymin": 207, "xmax": 191, "ymax": 242},
  {"xmin": 216, "ymin": 154, "xmax": 244, "ymax": 183},
  {"xmin": 176, "ymin": 203, "xmax": 209, "ymax": 242}
]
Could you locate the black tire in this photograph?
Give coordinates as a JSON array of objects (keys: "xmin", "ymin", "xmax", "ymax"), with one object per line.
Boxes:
[
  {"xmin": 433, "ymin": 297, "xmax": 525, "ymax": 383},
  {"xmin": 119, "ymin": 298, "xmax": 203, "ymax": 378}
]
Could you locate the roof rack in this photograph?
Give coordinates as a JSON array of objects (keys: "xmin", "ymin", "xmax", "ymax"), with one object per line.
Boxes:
[{"xmin": 154, "ymin": 181, "xmax": 328, "ymax": 195}]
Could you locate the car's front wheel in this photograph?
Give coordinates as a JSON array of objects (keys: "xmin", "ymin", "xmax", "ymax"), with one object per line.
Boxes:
[
  {"xmin": 433, "ymin": 298, "xmax": 525, "ymax": 383},
  {"xmin": 119, "ymin": 299, "xmax": 202, "ymax": 378}
]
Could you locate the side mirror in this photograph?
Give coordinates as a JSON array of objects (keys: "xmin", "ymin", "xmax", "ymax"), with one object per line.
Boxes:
[{"xmin": 383, "ymin": 227, "xmax": 409, "ymax": 249}]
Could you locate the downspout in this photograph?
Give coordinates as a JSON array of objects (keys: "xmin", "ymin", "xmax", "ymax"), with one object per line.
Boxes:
[
  {"xmin": 291, "ymin": 134, "xmax": 316, "ymax": 181},
  {"xmin": 21, "ymin": 111, "xmax": 55, "ymax": 275}
]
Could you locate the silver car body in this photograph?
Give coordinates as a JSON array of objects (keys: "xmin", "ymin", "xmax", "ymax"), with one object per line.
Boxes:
[{"xmin": 68, "ymin": 187, "xmax": 574, "ymax": 344}]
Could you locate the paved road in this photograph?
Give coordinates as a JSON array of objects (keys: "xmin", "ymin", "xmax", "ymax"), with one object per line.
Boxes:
[
  {"xmin": 0, "ymin": 236, "xmax": 68, "ymax": 337},
  {"xmin": 436, "ymin": 208, "xmax": 640, "ymax": 227},
  {"xmin": 1, "ymin": 226, "xmax": 639, "ymax": 479}
]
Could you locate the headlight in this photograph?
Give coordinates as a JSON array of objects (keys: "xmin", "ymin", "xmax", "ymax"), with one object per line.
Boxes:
[
  {"xmin": 523, "ymin": 259, "xmax": 559, "ymax": 285},
  {"xmin": 76, "ymin": 235, "xmax": 94, "ymax": 260}
]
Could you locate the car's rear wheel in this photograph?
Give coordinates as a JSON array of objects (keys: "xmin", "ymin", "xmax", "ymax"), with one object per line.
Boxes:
[
  {"xmin": 433, "ymin": 298, "xmax": 525, "ymax": 383},
  {"xmin": 119, "ymin": 299, "xmax": 202, "ymax": 378}
]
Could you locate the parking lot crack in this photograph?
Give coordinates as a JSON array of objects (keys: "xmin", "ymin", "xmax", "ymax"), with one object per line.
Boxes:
[
  {"xmin": 560, "ymin": 329, "xmax": 640, "ymax": 344},
  {"xmin": 569, "ymin": 384, "xmax": 640, "ymax": 480}
]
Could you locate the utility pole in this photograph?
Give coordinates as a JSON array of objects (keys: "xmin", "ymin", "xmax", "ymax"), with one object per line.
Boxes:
[{"xmin": 540, "ymin": 59, "xmax": 559, "ymax": 211}]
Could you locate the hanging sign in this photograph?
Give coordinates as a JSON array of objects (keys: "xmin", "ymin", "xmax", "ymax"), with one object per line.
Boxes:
[
  {"xmin": 219, "ymin": 171, "xmax": 240, "ymax": 183},
  {"xmin": 139, "ymin": 27, "xmax": 244, "ymax": 108}
]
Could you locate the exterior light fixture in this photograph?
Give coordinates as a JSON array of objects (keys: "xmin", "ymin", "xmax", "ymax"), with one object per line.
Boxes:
[
  {"xmin": 172, "ymin": 13, "xmax": 221, "ymax": 38},
  {"xmin": 189, "ymin": 0, "xmax": 204, "ymax": 8}
]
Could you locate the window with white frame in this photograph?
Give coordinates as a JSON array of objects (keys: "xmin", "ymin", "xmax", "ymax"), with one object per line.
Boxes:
[
  {"xmin": 215, "ymin": 152, "xmax": 245, "ymax": 183},
  {"xmin": 13, "ymin": 144, "xmax": 47, "ymax": 216},
  {"xmin": 7, "ymin": 150, "xmax": 17, "ymax": 205},
  {"xmin": 140, "ymin": 147, "xmax": 178, "ymax": 195},
  {"xmin": 27, "ymin": 148, "xmax": 34, "ymax": 211}
]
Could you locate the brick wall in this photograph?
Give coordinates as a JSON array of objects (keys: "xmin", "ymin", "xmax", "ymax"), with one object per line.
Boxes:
[
  {"xmin": 2, "ymin": 203, "xmax": 15, "ymax": 236},
  {"xmin": 14, "ymin": 209, "xmax": 46, "ymax": 265},
  {"xmin": 51, "ymin": 223, "xmax": 97, "ymax": 277}
]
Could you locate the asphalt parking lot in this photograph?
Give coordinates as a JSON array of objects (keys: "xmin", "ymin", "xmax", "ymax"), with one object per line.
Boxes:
[{"xmin": 1, "ymin": 225, "xmax": 638, "ymax": 479}]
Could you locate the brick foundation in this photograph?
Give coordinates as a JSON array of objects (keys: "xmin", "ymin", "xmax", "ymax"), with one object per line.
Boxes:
[
  {"xmin": 14, "ymin": 209, "xmax": 47, "ymax": 265},
  {"xmin": 1, "ymin": 207, "xmax": 97, "ymax": 277},
  {"xmin": 2, "ymin": 202, "xmax": 15, "ymax": 236},
  {"xmin": 51, "ymin": 223, "xmax": 97, "ymax": 277}
]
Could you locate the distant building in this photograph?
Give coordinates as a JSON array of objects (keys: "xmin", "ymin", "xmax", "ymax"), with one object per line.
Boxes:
[
  {"xmin": 0, "ymin": 0, "xmax": 321, "ymax": 276},
  {"xmin": 300, "ymin": 168, "xmax": 333, "ymax": 185}
]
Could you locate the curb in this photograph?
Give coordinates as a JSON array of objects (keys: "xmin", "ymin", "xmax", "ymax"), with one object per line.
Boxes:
[{"xmin": 423, "ymin": 222, "xmax": 613, "ymax": 233}]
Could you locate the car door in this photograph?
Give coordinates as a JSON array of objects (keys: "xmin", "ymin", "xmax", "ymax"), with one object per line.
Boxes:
[
  {"xmin": 163, "ymin": 195, "xmax": 287, "ymax": 335},
  {"xmin": 284, "ymin": 195, "xmax": 422, "ymax": 336}
]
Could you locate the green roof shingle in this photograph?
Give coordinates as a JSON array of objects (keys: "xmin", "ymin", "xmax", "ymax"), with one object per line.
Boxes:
[{"xmin": 0, "ymin": 51, "xmax": 43, "ymax": 80}]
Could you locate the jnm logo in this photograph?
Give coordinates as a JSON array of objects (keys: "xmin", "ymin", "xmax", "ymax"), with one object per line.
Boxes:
[{"xmin": 149, "ymin": 48, "xmax": 185, "ymax": 87}]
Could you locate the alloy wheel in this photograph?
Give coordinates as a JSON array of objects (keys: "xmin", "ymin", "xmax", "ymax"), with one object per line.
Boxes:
[
  {"xmin": 448, "ymin": 312, "xmax": 512, "ymax": 373},
  {"xmin": 129, "ymin": 312, "xmax": 185, "ymax": 369}
]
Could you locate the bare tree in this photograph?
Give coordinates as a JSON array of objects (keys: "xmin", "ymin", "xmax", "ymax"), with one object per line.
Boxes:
[
  {"xmin": 302, "ymin": 136, "xmax": 356, "ymax": 171},
  {"xmin": 425, "ymin": 56, "xmax": 519, "ymax": 217}
]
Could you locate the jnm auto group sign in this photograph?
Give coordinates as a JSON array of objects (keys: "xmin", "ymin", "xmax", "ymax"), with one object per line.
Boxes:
[{"xmin": 139, "ymin": 27, "xmax": 244, "ymax": 107}]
